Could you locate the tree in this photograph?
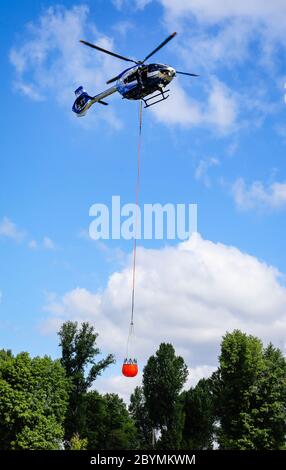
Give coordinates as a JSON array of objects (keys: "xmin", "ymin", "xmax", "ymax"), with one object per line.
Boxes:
[
  {"xmin": 70, "ymin": 433, "xmax": 88, "ymax": 450},
  {"xmin": 182, "ymin": 378, "xmax": 215, "ymax": 449},
  {"xmin": 84, "ymin": 391, "xmax": 138, "ymax": 449},
  {"xmin": 216, "ymin": 330, "xmax": 264, "ymax": 449},
  {"xmin": 58, "ymin": 321, "xmax": 115, "ymax": 440},
  {"xmin": 237, "ymin": 343, "xmax": 286, "ymax": 449},
  {"xmin": 129, "ymin": 386, "xmax": 153, "ymax": 449},
  {"xmin": 215, "ymin": 330, "xmax": 286, "ymax": 449},
  {"xmin": 143, "ymin": 343, "xmax": 188, "ymax": 449},
  {"xmin": 0, "ymin": 350, "xmax": 69, "ymax": 450},
  {"xmin": 259, "ymin": 344, "xmax": 286, "ymax": 449}
]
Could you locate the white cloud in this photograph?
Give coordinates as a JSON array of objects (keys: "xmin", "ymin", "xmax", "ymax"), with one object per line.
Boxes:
[
  {"xmin": 151, "ymin": 79, "xmax": 238, "ymax": 132},
  {"xmin": 28, "ymin": 240, "xmax": 38, "ymax": 250},
  {"xmin": 158, "ymin": 0, "xmax": 286, "ymax": 26},
  {"xmin": 43, "ymin": 237, "xmax": 56, "ymax": 250},
  {"xmin": 113, "ymin": 0, "xmax": 152, "ymax": 10},
  {"xmin": 195, "ymin": 157, "xmax": 219, "ymax": 187},
  {"xmin": 96, "ymin": 364, "xmax": 215, "ymax": 402},
  {"xmin": 112, "ymin": 0, "xmax": 125, "ymax": 8},
  {"xmin": 12, "ymin": 80, "xmax": 44, "ymax": 102},
  {"xmin": 28, "ymin": 237, "xmax": 56, "ymax": 250},
  {"xmin": 156, "ymin": 0, "xmax": 286, "ymax": 69},
  {"xmin": 174, "ymin": 19, "xmax": 254, "ymax": 74},
  {"xmin": 150, "ymin": 81, "xmax": 201, "ymax": 127},
  {"xmin": 135, "ymin": 0, "xmax": 152, "ymax": 9},
  {"xmin": 232, "ymin": 178, "xmax": 286, "ymax": 211},
  {"xmin": 96, "ymin": 363, "xmax": 216, "ymax": 402},
  {"xmin": 43, "ymin": 233, "xmax": 286, "ymax": 393},
  {"xmin": 206, "ymin": 81, "xmax": 238, "ymax": 131},
  {"xmin": 113, "ymin": 21, "xmax": 134, "ymax": 37},
  {"xmin": 0, "ymin": 218, "xmax": 56, "ymax": 249},
  {"xmin": 135, "ymin": 1, "xmax": 286, "ymax": 131},
  {"xmin": 0, "ymin": 217, "xmax": 25, "ymax": 242},
  {"xmin": 9, "ymin": 5, "xmax": 122, "ymax": 129},
  {"xmin": 96, "ymin": 369, "xmax": 143, "ymax": 403},
  {"xmin": 185, "ymin": 365, "xmax": 216, "ymax": 389}
]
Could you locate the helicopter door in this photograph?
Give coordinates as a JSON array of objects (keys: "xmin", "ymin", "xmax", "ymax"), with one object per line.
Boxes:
[
  {"xmin": 124, "ymin": 71, "xmax": 138, "ymax": 85},
  {"xmin": 140, "ymin": 66, "xmax": 148, "ymax": 82}
]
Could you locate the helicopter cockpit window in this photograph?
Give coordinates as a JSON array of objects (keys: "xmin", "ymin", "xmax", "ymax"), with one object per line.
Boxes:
[
  {"xmin": 148, "ymin": 64, "xmax": 157, "ymax": 72},
  {"xmin": 148, "ymin": 64, "xmax": 163, "ymax": 72},
  {"xmin": 124, "ymin": 72, "xmax": 138, "ymax": 84}
]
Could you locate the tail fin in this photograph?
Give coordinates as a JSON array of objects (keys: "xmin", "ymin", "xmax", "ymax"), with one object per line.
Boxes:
[{"xmin": 72, "ymin": 86, "xmax": 94, "ymax": 117}]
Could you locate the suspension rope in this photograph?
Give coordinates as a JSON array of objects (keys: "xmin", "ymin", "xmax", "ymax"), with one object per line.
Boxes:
[{"xmin": 126, "ymin": 100, "xmax": 143, "ymax": 358}]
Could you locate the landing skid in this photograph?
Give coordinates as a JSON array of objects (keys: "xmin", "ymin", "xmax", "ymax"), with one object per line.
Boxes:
[{"xmin": 142, "ymin": 89, "xmax": 170, "ymax": 108}]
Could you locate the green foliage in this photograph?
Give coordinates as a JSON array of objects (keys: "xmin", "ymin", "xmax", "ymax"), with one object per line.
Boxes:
[
  {"xmin": 215, "ymin": 330, "xmax": 286, "ymax": 449},
  {"xmin": 143, "ymin": 343, "xmax": 188, "ymax": 449},
  {"xmin": 70, "ymin": 433, "xmax": 88, "ymax": 450},
  {"xmin": 58, "ymin": 321, "xmax": 115, "ymax": 439},
  {"xmin": 1, "ymin": 329, "xmax": 285, "ymax": 451},
  {"xmin": 84, "ymin": 391, "xmax": 138, "ymax": 449},
  {"xmin": 258, "ymin": 344, "xmax": 286, "ymax": 449},
  {"xmin": 182, "ymin": 378, "xmax": 215, "ymax": 449},
  {"xmin": 0, "ymin": 350, "xmax": 69, "ymax": 450},
  {"xmin": 13, "ymin": 416, "xmax": 64, "ymax": 450},
  {"xmin": 157, "ymin": 399, "xmax": 185, "ymax": 450},
  {"xmin": 129, "ymin": 386, "xmax": 153, "ymax": 449}
]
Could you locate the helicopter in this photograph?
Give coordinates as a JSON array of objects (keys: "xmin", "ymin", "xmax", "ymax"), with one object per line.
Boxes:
[{"xmin": 72, "ymin": 32, "xmax": 198, "ymax": 116}]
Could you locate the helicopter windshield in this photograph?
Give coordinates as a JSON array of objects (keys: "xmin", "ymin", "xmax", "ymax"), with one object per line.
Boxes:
[
  {"xmin": 147, "ymin": 64, "xmax": 167, "ymax": 72},
  {"xmin": 124, "ymin": 72, "xmax": 138, "ymax": 84}
]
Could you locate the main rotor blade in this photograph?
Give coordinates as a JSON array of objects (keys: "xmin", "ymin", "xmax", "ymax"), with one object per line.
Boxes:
[
  {"xmin": 80, "ymin": 40, "xmax": 137, "ymax": 64},
  {"xmin": 106, "ymin": 74, "xmax": 122, "ymax": 85},
  {"xmin": 142, "ymin": 32, "xmax": 177, "ymax": 63},
  {"xmin": 176, "ymin": 71, "xmax": 199, "ymax": 77}
]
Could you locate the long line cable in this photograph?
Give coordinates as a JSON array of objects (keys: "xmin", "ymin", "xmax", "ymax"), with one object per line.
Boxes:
[{"xmin": 126, "ymin": 100, "xmax": 143, "ymax": 358}]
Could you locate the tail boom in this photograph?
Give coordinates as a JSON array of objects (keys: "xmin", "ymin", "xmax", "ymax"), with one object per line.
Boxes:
[{"xmin": 72, "ymin": 85, "xmax": 117, "ymax": 116}]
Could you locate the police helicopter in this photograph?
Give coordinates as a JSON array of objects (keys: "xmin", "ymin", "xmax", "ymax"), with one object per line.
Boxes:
[{"xmin": 72, "ymin": 32, "xmax": 198, "ymax": 116}]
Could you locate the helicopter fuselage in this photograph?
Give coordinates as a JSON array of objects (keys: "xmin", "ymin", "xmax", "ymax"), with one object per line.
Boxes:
[
  {"xmin": 116, "ymin": 63, "xmax": 176, "ymax": 100},
  {"xmin": 72, "ymin": 63, "xmax": 176, "ymax": 116}
]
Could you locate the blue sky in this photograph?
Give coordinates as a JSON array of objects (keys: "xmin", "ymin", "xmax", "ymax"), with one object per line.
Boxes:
[{"xmin": 1, "ymin": 0, "xmax": 286, "ymax": 398}]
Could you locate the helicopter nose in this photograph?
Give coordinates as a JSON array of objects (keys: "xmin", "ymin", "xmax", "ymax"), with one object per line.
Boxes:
[
  {"xmin": 162, "ymin": 67, "xmax": 175, "ymax": 78},
  {"xmin": 167, "ymin": 67, "xmax": 176, "ymax": 78}
]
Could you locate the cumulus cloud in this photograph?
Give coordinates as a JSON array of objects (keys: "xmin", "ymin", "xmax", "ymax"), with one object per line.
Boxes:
[
  {"xmin": 232, "ymin": 178, "xmax": 286, "ymax": 211},
  {"xmin": 185, "ymin": 365, "xmax": 216, "ymax": 389},
  {"xmin": 158, "ymin": 0, "xmax": 286, "ymax": 27},
  {"xmin": 28, "ymin": 237, "xmax": 56, "ymax": 250},
  {"xmin": 195, "ymin": 157, "xmax": 219, "ymax": 187},
  {"xmin": 43, "ymin": 237, "xmax": 56, "ymax": 250},
  {"xmin": 113, "ymin": 21, "xmax": 134, "ymax": 37},
  {"xmin": 113, "ymin": 0, "xmax": 152, "ymax": 10},
  {"xmin": 96, "ymin": 364, "xmax": 216, "ymax": 402},
  {"xmin": 96, "ymin": 370, "xmax": 143, "ymax": 403},
  {"xmin": 43, "ymin": 233, "xmax": 286, "ymax": 399},
  {"xmin": 150, "ymin": 79, "xmax": 238, "ymax": 133},
  {"xmin": 0, "ymin": 217, "xmax": 56, "ymax": 249},
  {"xmin": 12, "ymin": 80, "xmax": 44, "ymax": 102},
  {"xmin": 131, "ymin": 0, "xmax": 285, "ymax": 131},
  {"xmin": 28, "ymin": 240, "xmax": 38, "ymax": 250},
  {"xmin": 9, "ymin": 5, "xmax": 122, "ymax": 128},
  {"xmin": 156, "ymin": 0, "xmax": 286, "ymax": 69},
  {"xmin": 0, "ymin": 217, "xmax": 25, "ymax": 242}
]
